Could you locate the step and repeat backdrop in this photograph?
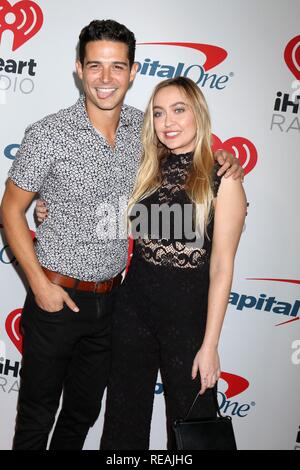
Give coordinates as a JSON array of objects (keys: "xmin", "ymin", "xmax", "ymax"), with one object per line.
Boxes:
[{"xmin": 0, "ymin": 0, "xmax": 299, "ymax": 450}]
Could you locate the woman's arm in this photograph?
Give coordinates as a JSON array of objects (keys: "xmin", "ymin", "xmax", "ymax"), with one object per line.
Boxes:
[{"xmin": 192, "ymin": 176, "xmax": 247, "ymax": 394}]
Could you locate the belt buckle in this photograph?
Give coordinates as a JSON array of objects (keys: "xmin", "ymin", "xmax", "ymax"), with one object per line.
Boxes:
[{"xmin": 94, "ymin": 278, "xmax": 114, "ymax": 294}]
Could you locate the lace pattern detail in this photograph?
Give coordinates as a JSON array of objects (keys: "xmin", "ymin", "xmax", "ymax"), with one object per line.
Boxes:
[
  {"xmin": 135, "ymin": 237, "xmax": 209, "ymax": 269},
  {"xmin": 133, "ymin": 152, "xmax": 221, "ymax": 269},
  {"xmin": 158, "ymin": 152, "xmax": 193, "ymax": 203}
]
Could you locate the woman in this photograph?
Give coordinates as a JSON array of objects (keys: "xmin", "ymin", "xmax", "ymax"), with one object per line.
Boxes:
[
  {"xmin": 98, "ymin": 76, "xmax": 247, "ymax": 449},
  {"xmin": 37, "ymin": 77, "xmax": 247, "ymax": 449}
]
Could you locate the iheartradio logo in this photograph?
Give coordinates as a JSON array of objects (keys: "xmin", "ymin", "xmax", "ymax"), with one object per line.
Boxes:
[
  {"xmin": 212, "ymin": 134, "xmax": 258, "ymax": 176},
  {"xmin": 5, "ymin": 308, "xmax": 23, "ymax": 354},
  {"xmin": 0, "ymin": 0, "xmax": 43, "ymax": 51},
  {"xmin": 284, "ymin": 35, "xmax": 300, "ymax": 80}
]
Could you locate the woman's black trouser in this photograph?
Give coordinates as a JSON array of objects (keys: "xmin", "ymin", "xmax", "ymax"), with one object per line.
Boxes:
[{"xmin": 101, "ymin": 257, "xmax": 217, "ymax": 450}]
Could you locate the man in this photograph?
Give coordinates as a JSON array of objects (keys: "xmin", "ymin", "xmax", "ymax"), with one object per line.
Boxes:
[{"xmin": 0, "ymin": 19, "xmax": 243, "ymax": 450}]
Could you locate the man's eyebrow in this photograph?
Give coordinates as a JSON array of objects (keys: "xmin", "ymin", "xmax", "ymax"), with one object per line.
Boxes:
[
  {"xmin": 111, "ymin": 61, "xmax": 129, "ymax": 66},
  {"xmin": 85, "ymin": 60, "xmax": 128, "ymax": 66},
  {"xmin": 85, "ymin": 61, "xmax": 100, "ymax": 65}
]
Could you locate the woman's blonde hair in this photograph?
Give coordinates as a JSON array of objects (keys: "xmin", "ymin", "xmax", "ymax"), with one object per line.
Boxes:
[{"xmin": 128, "ymin": 76, "xmax": 215, "ymax": 237}]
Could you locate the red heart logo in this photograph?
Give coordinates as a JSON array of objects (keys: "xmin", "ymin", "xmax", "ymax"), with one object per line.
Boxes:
[
  {"xmin": 5, "ymin": 308, "xmax": 23, "ymax": 354},
  {"xmin": 284, "ymin": 35, "xmax": 300, "ymax": 80},
  {"xmin": 212, "ymin": 134, "xmax": 258, "ymax": 176},
  {"xmin": 0, "ymin": 0, "xmax": 43, "ymax": 51}
]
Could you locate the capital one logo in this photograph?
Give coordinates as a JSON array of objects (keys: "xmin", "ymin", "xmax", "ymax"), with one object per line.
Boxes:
[
  {"xmin": 0, "ymin": 0, "xmax": 43, "ymax": 50},
  {"xmin": 219, "ymin": 371, "xmax": 249, "ymax": 399},
  {"xmin": 136, "ymin": 42, "xmax": 231, "ymax": 90},
  {"xmin": 244, "ymin": 278, "xmax": 300, "ymax": 327},
  {"xmin": 284, "ymin": 35, "xmax": 300, "ymax": 80},
  {"xmin": 155, "ymin": 371, "xmax": 249, "ymax": 398},
  {"xmin": 139, "ymin": 42, "xmax": 227, "ymax": 71},
  {"xmin": 156, "ymin": 371, "xmax": 253, "ymax": 417},
  {"xmin": 212, "ymin": 134, "xmax": 257, "ymax": 176},
  {"xmin": 218, "ymin": 372, "xmax": 254, "ymax": 417}
]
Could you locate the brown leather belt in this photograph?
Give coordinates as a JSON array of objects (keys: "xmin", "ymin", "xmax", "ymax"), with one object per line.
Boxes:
[{"xmin": 42, "ymin": 267, "xmax": 122, "ymax": 294}]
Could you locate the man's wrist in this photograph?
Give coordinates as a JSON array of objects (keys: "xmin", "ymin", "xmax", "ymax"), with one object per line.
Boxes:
[{"xmin": 28, "ymin": 271, "xmax": 52, "ymax": 295}]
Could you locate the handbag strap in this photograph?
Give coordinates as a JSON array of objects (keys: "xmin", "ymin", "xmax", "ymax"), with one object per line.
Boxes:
[{"xmin": 184, "ymin": 388, "xmax": 223, "ymax": 421}]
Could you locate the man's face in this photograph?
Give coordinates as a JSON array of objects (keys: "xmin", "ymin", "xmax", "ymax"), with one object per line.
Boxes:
[{"xmin": 76, "ymin": 40, "xmax": 138, "ymax": 115}]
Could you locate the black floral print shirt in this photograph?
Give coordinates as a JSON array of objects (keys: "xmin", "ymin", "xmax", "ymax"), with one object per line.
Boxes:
[{"xmin": 9, "ymin": 95, "xmax": 143, "ymax": 281}]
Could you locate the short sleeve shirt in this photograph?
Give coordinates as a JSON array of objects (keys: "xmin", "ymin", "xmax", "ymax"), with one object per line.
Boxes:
[{"xmin": 8, "ymin": 95, "xmax": 144, "ymax": 281}]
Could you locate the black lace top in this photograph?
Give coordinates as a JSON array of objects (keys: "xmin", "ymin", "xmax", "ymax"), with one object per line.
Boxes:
[{"xmin": 131, "ymin": 152, "xmax": 222, "ymax": 269}]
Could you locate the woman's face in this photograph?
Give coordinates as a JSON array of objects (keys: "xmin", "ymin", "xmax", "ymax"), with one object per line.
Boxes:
[{"xmin": 153, "ymin": 85, "xmax": 197, "ymax": 155}]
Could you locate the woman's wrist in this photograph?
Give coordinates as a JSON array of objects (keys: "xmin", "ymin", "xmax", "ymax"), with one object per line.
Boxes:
[{"xmin": 201, "ymin": 341, "xmax": 218, "ymax": 351}]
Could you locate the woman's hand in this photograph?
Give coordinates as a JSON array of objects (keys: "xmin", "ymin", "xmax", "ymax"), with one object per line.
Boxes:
[
  {"xmin": 192, "ymin": 345, "xmax": 221, "ymax": 395},
  {"xmin": 35, "ymin": 199, "xmax": 48, "ymax": 223}
]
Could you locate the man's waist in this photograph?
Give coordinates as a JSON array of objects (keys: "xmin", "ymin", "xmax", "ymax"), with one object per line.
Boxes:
[
  {"xmin": 34, "ymin": 239, "xmax": 128, "ymax": 281},
  {"xmin": 41, "ymin": 267, "xmax": 122, "ymax": 294}
]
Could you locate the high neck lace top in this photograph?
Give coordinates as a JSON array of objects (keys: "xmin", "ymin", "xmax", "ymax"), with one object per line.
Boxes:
[{"xmin": 131, "ymin": 152, "xmax": 221, "ymax": 269}]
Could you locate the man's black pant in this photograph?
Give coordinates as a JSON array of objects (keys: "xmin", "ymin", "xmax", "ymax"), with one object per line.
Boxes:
[{"xmin": 13, "ymin": 285, "xmax": 116, "ymax": 450}]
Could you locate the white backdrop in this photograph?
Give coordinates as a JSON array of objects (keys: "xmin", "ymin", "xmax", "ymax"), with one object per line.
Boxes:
[{"xmin": 0, "ymin": 0, "xmax": 299, "ymax": 450}]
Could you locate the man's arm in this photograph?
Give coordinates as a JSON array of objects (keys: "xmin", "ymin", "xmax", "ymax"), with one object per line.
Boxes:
[
  {"xmin": 0, "ymin": 179, "xmax": 79, "ymax": 312},
  {"xmin": 213, "ymin": 149, "xmax": 244, "ymax": 181}
]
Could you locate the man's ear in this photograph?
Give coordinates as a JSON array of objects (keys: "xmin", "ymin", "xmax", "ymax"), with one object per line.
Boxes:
[
  {"xmin": 129, "ymin": 62, "xmax": 139, "ymax": 83},
  {"xmin": 76, "ymin": 59, "xmax": 83, "ymax": 80}
]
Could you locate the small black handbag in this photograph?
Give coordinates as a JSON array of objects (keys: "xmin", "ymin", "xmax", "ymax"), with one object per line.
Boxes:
[{"xmin": 173, "ymin": 390, "xmax": 237, "ymax": 450}]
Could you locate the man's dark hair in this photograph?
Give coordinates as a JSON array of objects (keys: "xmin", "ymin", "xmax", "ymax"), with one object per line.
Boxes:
[{"xmin": 79, "ymin": 19, "xmax": 136, "ymax": 68}]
